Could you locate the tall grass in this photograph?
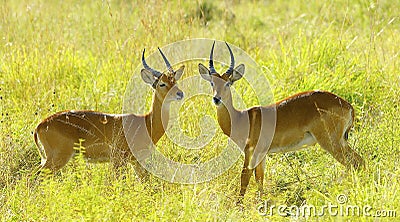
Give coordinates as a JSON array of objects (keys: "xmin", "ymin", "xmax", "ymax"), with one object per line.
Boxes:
[{"xmin": 1, "ymin": 0, "xmax": 399, "ymax": 221}]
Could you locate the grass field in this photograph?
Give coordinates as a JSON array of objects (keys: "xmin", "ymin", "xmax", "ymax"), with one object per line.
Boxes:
[{"xmin": 1, "ymin": 0, "xmax": 399, "ymax": 221}]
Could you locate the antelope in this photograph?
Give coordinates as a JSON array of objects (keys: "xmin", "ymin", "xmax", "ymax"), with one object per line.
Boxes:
[
  {"xmin": 199, "ymin": 42, "xmax": 364, "ymax": 201},
  {"xmin": 34, "ymin": 48, "xmax": 184, "ymax": 179}
]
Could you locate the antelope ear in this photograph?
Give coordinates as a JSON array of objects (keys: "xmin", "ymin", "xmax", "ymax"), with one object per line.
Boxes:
[
  {"xmin": 141, "ymin": 69, "xmax": 157, "ymax": 86},
  {"xmin": 174, "ymin": 65, "xmax": 185, "ymax": 81},
  {"xmin": 199, "ymin": 63, "xmax": 212, "ymax": 82},
  {"xmin": 230, "ymin": 64, "xmax": 245, "ymax": 83}
]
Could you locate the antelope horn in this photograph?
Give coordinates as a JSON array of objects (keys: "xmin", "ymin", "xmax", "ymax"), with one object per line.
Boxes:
[
  {"xmin": 209, "ymin": 41, "xmax": 217, "ymax": 74},
  {"xmin": 225, "ymin": 42, "xmax": 235, "ymax": 76},
  {"xmin": 142, "ymin": 48, "xmax": 162, "ymax": 78},
  {"xmin": 158, "ymin": 47, "xmax": 174, "ymax": 74}
]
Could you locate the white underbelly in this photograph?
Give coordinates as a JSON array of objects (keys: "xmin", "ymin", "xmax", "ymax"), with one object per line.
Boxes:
[{"xmin": 268, "ymin": 132, "xmax": 317, "ymax": 154}]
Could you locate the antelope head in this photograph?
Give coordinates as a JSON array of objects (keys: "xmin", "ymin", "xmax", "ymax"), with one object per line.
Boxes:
[
  {"xmin": 141, "ymin": 48, "xmax": 185, "ymax": 102},
  {"xmin": 199, "ymin": 41, "xmax": 245, "ymax": 106}
]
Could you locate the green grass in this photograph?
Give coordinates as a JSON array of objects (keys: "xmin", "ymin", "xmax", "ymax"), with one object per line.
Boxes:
[{"xmin": 1, "ymin": 0, "xmax": 399, "ymax": 221}]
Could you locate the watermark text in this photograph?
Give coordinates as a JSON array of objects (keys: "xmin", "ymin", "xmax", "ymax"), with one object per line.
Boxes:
[{"xmin": 257, "ymin": 194, "xmax": 397, "ymax": 218}]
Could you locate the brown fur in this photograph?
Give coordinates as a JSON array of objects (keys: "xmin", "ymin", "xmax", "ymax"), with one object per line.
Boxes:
[
  {"xmin": 200, "ymin": 65, "xmax": 364, "ymax": 201},
  {"xmin": 34, "ymin": 66, "xmax": 184, "ymax": 178}
]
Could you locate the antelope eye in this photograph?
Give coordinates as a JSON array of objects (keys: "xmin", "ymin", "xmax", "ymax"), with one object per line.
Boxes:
[
  {"xmin": 225, "ymin": 82, "xmax": 232, "ymax": 87},
  {"xmin": 210, "ymin": 82, "xmax": 214, "ymax": 87},
  {"xmin": 159, "ymin": 83, "xmax": 166, "ymax": 87}
]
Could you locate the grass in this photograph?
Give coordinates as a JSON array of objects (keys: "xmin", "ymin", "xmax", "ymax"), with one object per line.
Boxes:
[{"xmin": 1, "ymin": 0, "xmax": 399, "ymax": 221}]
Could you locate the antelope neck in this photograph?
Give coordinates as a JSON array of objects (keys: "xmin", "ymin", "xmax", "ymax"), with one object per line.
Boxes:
[
  {"xmin": 145, "ymin": 93, "xmax": 171, "ymax": 144},
  {"xmin": 216, "ymin": 94, "xmax": 241, "ymax": 138}
]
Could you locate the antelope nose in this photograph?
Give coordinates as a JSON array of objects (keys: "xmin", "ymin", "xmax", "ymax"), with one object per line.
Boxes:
[
  {"xmin": 213, "ymin": 96, "xmax": 221, "ymax": 105},
  {"xmin": 177, "ymin": 91, "xmax": 184, "ymax": 100}
]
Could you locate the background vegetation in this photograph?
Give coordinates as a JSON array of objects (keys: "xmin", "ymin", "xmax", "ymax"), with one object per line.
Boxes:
[{"xmin": 1, "ymin": 0, "xmax": 399, "ymax": 221}]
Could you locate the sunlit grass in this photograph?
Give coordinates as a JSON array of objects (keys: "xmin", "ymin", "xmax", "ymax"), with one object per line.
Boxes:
[{"xmin": 1, "ymin": 0, "xmax": 399, "ymax": 221}]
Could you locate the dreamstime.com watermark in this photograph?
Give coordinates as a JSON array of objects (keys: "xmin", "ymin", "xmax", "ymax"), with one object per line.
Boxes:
[{"xmin": 257, "ymin": 194, "xmax": 397, "ymax": 218}]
